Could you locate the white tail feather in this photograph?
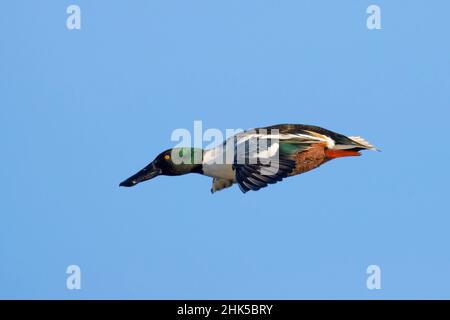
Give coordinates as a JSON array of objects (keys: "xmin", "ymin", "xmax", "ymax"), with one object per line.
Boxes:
[{"xmin": 348, "ymin": 136, "xmax": 378, "ymax": 151}]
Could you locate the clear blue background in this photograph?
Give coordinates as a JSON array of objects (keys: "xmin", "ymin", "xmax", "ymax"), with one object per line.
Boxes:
[{"xmin": 1, "ymin": 0, "xmax": 449, "ymax": 299}]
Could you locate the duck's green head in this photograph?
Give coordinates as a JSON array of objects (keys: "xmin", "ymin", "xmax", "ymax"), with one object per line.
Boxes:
[{"xmin": 119, "ymin": 147, "xmax": 203, "ymax": 187}]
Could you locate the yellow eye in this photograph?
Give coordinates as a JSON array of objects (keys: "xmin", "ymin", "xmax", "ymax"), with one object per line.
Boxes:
[{"xmin": 164, "ymin": 154, "xmax": 170, "ymax": 160}]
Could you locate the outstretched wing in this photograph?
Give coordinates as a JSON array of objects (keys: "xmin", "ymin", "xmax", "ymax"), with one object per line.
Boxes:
[
  {"xmin": 229, "ymin": 129, "xmax": 325, "ymax": 193},
  {"xmin": 233, "ymin": 154, "xmax": 296, "ymax": 193}
]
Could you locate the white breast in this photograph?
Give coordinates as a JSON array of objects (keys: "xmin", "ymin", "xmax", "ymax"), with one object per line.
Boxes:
[{"xmin": 202, "ymin": 147, "xmax": 236, "ymax": 180}]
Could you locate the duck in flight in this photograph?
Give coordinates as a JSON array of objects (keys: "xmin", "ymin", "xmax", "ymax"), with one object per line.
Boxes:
[{"xmin": 119, "ymin": 124, "xmax": 377, "ymax": 193}]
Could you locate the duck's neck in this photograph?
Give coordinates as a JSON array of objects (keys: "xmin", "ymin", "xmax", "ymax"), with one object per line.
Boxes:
[
  {"xmin": 172, "ymin": 148, "xmax": 204, "ymax": 175},
  {"xmin": 190, "ymin": 148, "xmax": 204, "ymax": 174}
]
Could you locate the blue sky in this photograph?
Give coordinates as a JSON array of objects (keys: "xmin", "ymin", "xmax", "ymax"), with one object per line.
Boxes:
[{"xmin": 1, "ymin": 1, "xmax": 449, "ymax": 299}]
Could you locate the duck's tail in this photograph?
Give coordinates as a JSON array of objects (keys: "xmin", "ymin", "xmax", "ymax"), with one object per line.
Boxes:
[
  {"xmin": 348, "ymin": 136, "xmax": 379, "ymax": 151},
  {"xmin": 331, "ymin": 135, "xmax": 379, "ymax": 152}
]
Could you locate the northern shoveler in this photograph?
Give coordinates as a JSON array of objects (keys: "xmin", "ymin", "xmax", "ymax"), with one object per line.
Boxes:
[{"xmin": 119, "ymin": 124, "xmax": 377, "ymax": 193}]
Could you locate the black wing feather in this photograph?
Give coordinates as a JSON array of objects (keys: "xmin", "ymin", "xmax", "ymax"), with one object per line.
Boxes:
[{"xmin": 232, "ymin": 156, "xmax": 296, "ymax": 193}]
